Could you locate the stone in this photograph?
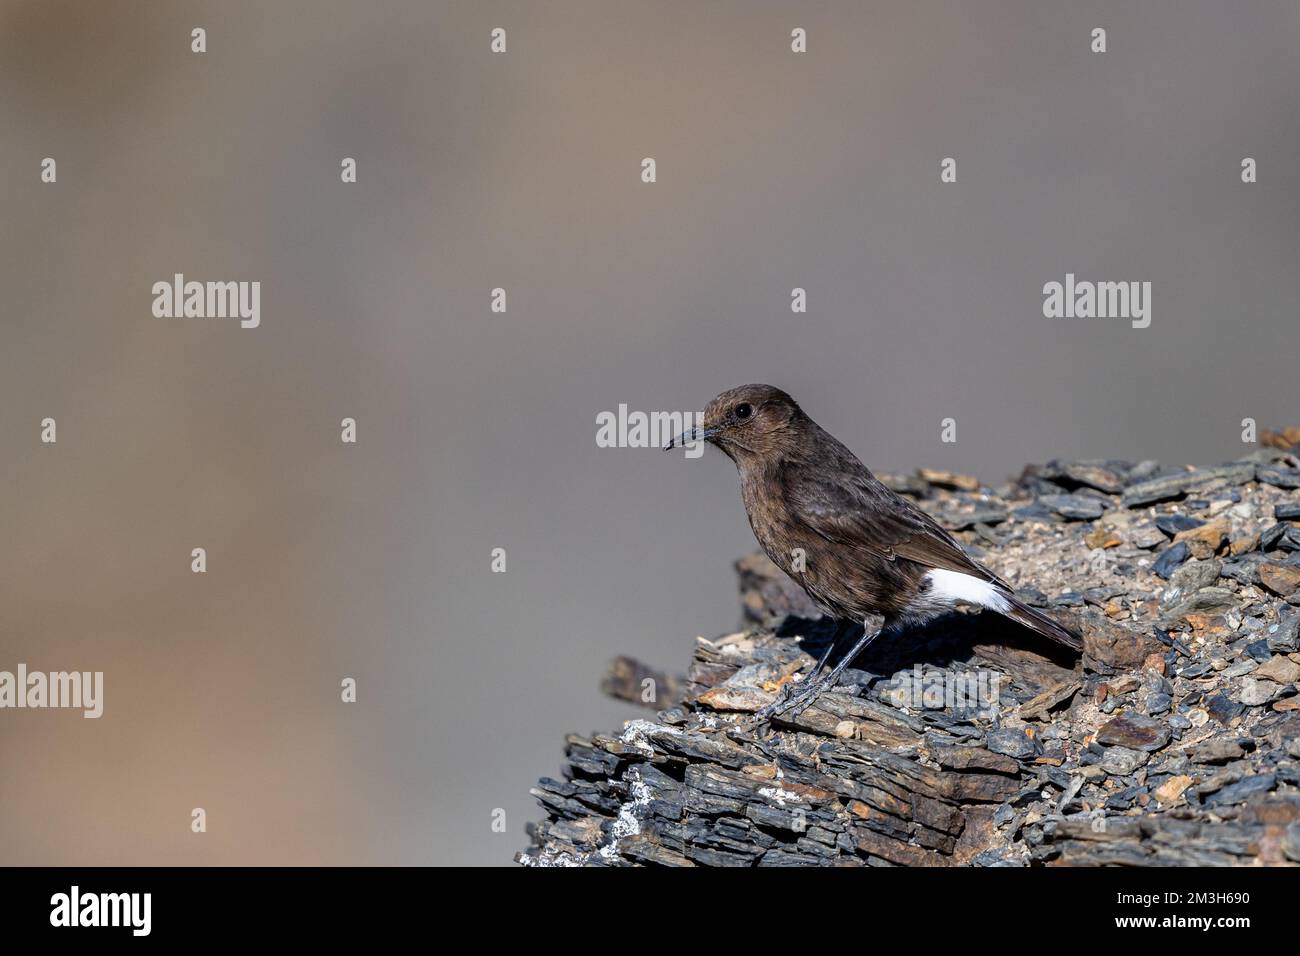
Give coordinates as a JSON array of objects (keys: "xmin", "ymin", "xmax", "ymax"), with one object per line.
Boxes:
[
  {"xmin": 1173, "ymin": 519, "xmax": 1230, "ymax": 560},
  {"xmin": 1143, "ymin": 692, "xmax": 1172, "ymax": 715},
  {"xmin": 1265, "ymin": 614, "xmax": 1300, "ymax": 653},
  {"xmin": 1073, "ymin": 610, "xmax": 1163, "ymax": 672},
  {"xmin": 1122, "ymin": 462, "xmax": 1255, "ymax": 507},
  {"xmin": 1237, "ymin": 678, "xmax": 1278, "ymax": 707},
  {"xmin": 1253, "ymin": 655, "xmax": 1300, "ymax": 685},
  {"xmin": 1156, "ymin": 514, "xmax": 1204, "ymax": 537},
  {"xmin": 1260, "ymin": 563, "xmax": 1300, "ymax": 597},
  {"xmin": 1040, "ymin": 493, "xmax": 1106, "ymax": 521},
  {"xmin": 1167, "ymin": 559, "xmax": 1221, "ymax": 595},
  {"xmin": 1204, "ymin": 773, "xmax": 1276, "ymax": 807},
  {"xmin": 987, "ymin": 728, "xmax": 1037, "ymax": 759},
  {"xmin": 1285, "ymin": 821, "xmax": 1300, "ymax": 863},
  {"xmin": 1152, "ymin": 542, "xmax": 1191, "ymax": 580},
  {"xmin": 1131, "ymin": 523, "xmax": 1168, "ymax": 550},
  {"xmin": 1159, "ymin": 587, "xmax": 1238, "ymax": 626},
  {"xmin": 1096, "ymin": 714, "xmax": 1170, "ymax": 752},
  {"xmin": 1101, "ymin": 746, "xmax": 1148, "ymax": 776},
  {"xmin": 1257, "ymin": 467, "xmax": 1300, "ymax": 490},
  {"xmin": 1154, "ymin": 775, "xmax": 1194, "ymax": 805},
  {"xmin": 1205, "ymin": 693, "xmax": 1246, "ymax": 724},
  {"xmin": 917, "ymin": 468, "xmax": 979, "ymax": 492},
  {"xmin": 1191, "ymin": 738, "xmax": 1245, "ymax": 764}
]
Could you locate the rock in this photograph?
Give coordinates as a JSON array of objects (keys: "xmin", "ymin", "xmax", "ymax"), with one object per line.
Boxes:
[
  {"xmin": 939, "ymin": 506, "xmax": 1009, "ymax": 531},
  {"xmin": 933, "ymin": 744, "xmax": 1020, "ymax": 774},
  {"xmin": 1131, "ymin": 523, "xmax": 1168, "ymax": 550},
  {"xmin": 1154, "ymin": 775, "xmax": 1194, "ymax": 805},
  {"xmin": 1074, "ymin": 610, "xmax": 1163, "ymax": 672},
  {"xmin": 1122, "ymin": 462, "xmax": 1255, "ymax": 508},
  {"xmin": 1261, "ymin": 523, "xmax": 1290, "ymax": 552},
  {"xmin": 1204, "ymin": 773, "xmax": 1277, "ymax": 807},
  {"xmin": 1156, "ymin": 514, "xmax": 1205, "ymax": 537},
  {"xmin": 1260, "ymin": 563, "xmax": 1300, "ymax": 597},
  {"xmin": 987, "ymin": 728, "xmax": 1037, "ymax": 759},
  {"xmin": 1168, "ymin": 559, "xmax": 1221, "ymax": 595},
  {"xmin": 1265, "ymin": 614, "xmax": 1300, "ymax": 653},
  {"xmin": 1276, "ymin": 503, "xmax": 1300, "ymax": 521},
  {"xmin": 1019, "ymin": 680, "xmax": 1081, "ymax": 720},
  {"xmin": 524, "ymin": 441, "xmax": 1300, "ymax": 868},
  {"xmin": 1152, "ymin": 542, "xmax": 1191, "ymax": 579},
  {"xmin": 1085, "ymin": 527, "xmax": 1121, "ymax": 549},
  {"xmin": 1061, "ymin": 461, "xmax": 1128, "ymax": 494},
  {"xmin": 1143, "ymin": 691, "xmax": 1172, "ymax": 715},
  {"xmin": 1101, "ymin": 746, "xmax": 1148, "ymax": 776},
  {"xmin": 1254, "ymin": 655, "xmax": 1300, "ymax": 685},
  {"xmin": 1285, "ymin": 821, "xmax": 1300, "ymax": 863},
  {"xmin": 1205, "ymin": 693, "xmax": 1247, "ymax": 724},
  {"xmin": 917, "ymin": 468, "xmax": 979, "ymax": 492},
  {"xmin": 1229, "ymin": 534, "xmax": 1260, "ymax": 556},
  {"xmin": 1192, "ymin": 738, "xmax": 1246, "ymax": 764},
  {"xmin": 1173, "ymin": 519, "xmax": 1230, "ymax": 560},
  {"xmin": 1159, "ymin": 587, "xmax": 1238, "ymax": 626},
  {"xmin": 1096, "ymin": 714, "xmax": 1170, "ymax": 752},
  {"xmin": 1238, "ymin": 678, "xmax": 1279, "ymax": 707},
  {"xmin": 1040, "ymin": 493, "xmax": 1106, "ymax": 521},
  {"xmin": 1258, "ymin": 466, "xmax": 1300, "ymax": 490}
]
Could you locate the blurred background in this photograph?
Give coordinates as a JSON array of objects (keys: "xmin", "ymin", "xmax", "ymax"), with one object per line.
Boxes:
[{"xmin": 0, "ymin": 0, "xmax": 1296, "ymax": 865}]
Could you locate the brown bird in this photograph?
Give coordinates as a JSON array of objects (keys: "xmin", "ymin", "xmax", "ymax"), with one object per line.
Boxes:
[{"xmin": 666, "ymin": 384, "xmax": 1081, "ymax": 720}]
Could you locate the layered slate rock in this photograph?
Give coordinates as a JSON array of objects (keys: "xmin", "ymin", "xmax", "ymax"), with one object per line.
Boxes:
[{"xmin": 519, "ymin": 444, "xmax": 1300, "ymax": 867}]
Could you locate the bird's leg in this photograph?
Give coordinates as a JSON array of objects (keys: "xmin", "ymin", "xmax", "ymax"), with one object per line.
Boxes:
[
  {"xmin": 754, "ymin": 620, "xmax": 884, "ymax": 722},
  {"xmin": 761, "ymin": 619, "xmax": 850, "ymax": 711},
  {"xmin": 807, "ymin": 619, "xmax": 852, "ymax": 680}
]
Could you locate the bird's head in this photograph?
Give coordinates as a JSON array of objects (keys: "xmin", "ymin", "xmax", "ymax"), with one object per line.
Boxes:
[{"xmin": 665, "ymin": 384, "xmax": 805, "ymax": 463}]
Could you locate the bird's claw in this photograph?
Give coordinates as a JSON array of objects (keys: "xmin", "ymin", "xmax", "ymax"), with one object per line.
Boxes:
[{"xmin": 752, "ymin": 675, "xmax": 830, "ymax": 724}]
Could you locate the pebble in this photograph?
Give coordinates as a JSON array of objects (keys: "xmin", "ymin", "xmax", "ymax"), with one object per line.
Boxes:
[
  {"xmin": 1156, "ymin": 514, "xmax": 1205, "ymax": 536},
  {"xmin": 987, "ymin": 728, "xmax": 1038, "ymax": 759},
  {"xmin": 1152, "ymin": 542, "xmax": 1191, "ymax": 579},
  {"xmin": 1238, "ymin": 678, "xmax": 1278, "ymax": 707},
  {"xmin": 1101, "ymin": 746, "xmax": 1148, "ymax": 776},
  {"xmin": 1206, "ymin": 694, "xmax": 1246, "ymax": 723},
  {"xmin": 1040, "ymin": 494, "xmax": 1106, "ymax": 521},
  {"xmin": 1260, "ymin": 563, "xmax": 1300, "ymax": 597},
  {"xmin": 1096, "ymin": 714, "xmax": 1170, "ymax": 752},
  {"xmin": 1204, "ymin": 773, "xmax": 1277, "ymax": 806},
  {"xmin": 1265, "ymin": 615, "xmax": 1299, "ymax": 653},
  {"xmin": 1168, "ymin": 559, "xmax": 1221, "ymax": 595},
  {"xmin": 1254, "ymin": 655, "xmax": 1300, "ymax": 685},
  {"xmin": 1173, "ymin": 519, "xmax": 1230, "ymax": 560},
  {"xmin": 1142, "ymin": 692, "xmax": 1172, "ymax": 715}
]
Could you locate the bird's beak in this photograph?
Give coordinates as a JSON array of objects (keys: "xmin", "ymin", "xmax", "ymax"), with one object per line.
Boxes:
[{"xmin": 664, "ymin": 424, "xmax": 720, "ymax": 450}]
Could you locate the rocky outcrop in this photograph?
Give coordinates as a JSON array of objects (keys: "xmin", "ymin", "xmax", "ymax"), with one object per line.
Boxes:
[{"xmin": 519, "ymin": 441, "xmax": 1300, "ymax": 866}]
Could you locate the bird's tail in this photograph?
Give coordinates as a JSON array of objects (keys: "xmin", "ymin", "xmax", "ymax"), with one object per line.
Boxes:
[{"xmin": 998, "ymin": 592, "xmax": 1082, "ymax": 652}]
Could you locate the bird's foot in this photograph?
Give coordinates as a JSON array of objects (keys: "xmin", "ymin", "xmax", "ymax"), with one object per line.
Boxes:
[{"xmin": 752, "ymin": 673, "xmax": 833, "ymax": 724}]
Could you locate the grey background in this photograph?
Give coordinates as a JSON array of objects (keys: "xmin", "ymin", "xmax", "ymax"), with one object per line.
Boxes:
[{"xmin": 0, "ymin": 0, "xmax": 1296, "ymax": 865}]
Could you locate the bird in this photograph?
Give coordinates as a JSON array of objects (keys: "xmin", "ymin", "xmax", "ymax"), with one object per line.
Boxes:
[{"xmin": 664, "ymin": 384, "xmax": 1081, "ymax": 721}]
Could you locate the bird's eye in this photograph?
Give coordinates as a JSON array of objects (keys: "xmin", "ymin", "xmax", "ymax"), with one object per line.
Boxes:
[{"xmin": 734, "ymin": 403, "xmax": 753, "ymax": 420}]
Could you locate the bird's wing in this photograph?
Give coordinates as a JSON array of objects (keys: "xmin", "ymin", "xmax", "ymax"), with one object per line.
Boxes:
[{"xmin": 781, "ymin": 460, "xmax": 1012, "ymax": 589}]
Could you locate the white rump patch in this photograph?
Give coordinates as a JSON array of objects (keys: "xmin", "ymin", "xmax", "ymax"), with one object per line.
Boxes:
[{"xmin": 924, "ymin": 569, "xmax": 1010, "ymax": 612}]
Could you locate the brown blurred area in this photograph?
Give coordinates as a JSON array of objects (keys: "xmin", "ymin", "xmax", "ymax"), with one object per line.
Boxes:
[{"xmin": 1, "ymin": 1, "xmax": 1297, "ymax": 864}]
